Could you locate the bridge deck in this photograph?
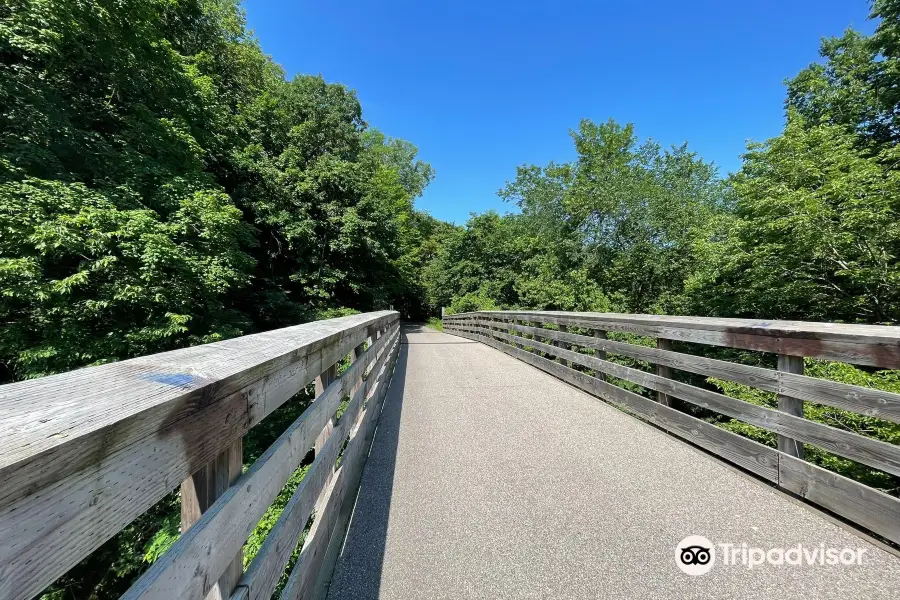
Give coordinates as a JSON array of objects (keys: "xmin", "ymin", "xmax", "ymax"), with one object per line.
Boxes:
[{"xmin": 326, "ymin": 325, "xmax": 900, "ymax": 599}]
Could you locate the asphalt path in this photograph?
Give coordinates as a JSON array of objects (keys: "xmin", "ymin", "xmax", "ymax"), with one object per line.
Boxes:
[{"xmin": 325, "ymin": 324, "xmax": 900, "ymax": 599}]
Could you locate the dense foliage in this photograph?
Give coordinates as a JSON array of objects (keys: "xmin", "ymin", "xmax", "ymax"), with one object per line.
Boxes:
[
  {"xmin": 425, "ymin": 119, "xmax": 723, "ymax": 315},
  {"xmin": 0, "ymin": 0, "xmax": 437, "ymax": 384}
]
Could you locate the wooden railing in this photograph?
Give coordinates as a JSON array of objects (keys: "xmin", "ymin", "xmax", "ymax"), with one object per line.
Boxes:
[
  {"xmin": 0, "ymin": 311, "xmax": 401, "ymax": 600},
  {"xmin": 444, "ymin": 310, "xmax": 900, "ymax": 547}
]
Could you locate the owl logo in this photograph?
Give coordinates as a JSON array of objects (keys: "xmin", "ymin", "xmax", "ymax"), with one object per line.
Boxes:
[{"xmin": 676, "ymin": 536, "xmax": 716, "ymax": 575}]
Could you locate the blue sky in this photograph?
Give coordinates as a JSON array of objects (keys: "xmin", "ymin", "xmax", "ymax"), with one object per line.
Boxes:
[{"xmin": 243, "ymin": 0, "xmax": 875, "ymax": 224}]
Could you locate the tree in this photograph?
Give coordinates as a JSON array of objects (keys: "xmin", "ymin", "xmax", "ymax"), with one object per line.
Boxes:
[
  {"xmin": 0, "ymin": 0, "xmax": 264, "ymax": 380},
  {"xmin": 499, "ymin": 119, "xmax": 722, "ymax": 313},
  {"xmin": 229, "ymin": 75, "xmax": 421, "ymax": 326},
  {"xmin": 688, "ymin": 114, "xmax": 900, "ymax": 323},
  {"xmin": 0, "ymin": 1, "xmax": 437, "ymax": 381},
  {"xmin": 689, "ymin": 0, "xmax": 900, "ymax": 325},
  {"xmin": 787, "ymin": 0, "xmax": 900, "ymax": 153},
  {"xmin": 423, "ymin": 211, "xmax": 521, "ymax": 310}
]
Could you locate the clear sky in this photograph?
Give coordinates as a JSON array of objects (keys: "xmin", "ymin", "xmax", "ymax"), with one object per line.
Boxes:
[{"xmin": 243, "ymin": 0, "xmax": 875, "ymax": 224}]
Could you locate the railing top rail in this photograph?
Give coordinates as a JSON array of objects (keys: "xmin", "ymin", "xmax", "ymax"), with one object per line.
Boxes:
[
  {"xmin": 444, "ymin": 310, "xmax": 900, "ymax": 368},
  {"xmin": 0, "ymin": 310, "xmax": 397, "ymax": 488},
  {"xmin": 444, "ymin": 310, "xmax": 900, "ymax": 342}
]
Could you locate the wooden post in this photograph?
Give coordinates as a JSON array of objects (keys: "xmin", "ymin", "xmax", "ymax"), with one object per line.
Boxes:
[
  {"xmin": 181, "ymin": 438, "xmax": 243, "ymax": 600},
  {"xmin": 557, "ymin": 324, "xmax": 569, "ymax": 367},
  {"xmin": 350, "ymin": 341, "xmax": 366, "ymax": 397},
  {"xmin": 777, "ymin": 354, "xmax": 805, "ymax": 459},
  {"xmin": 540, "ymin": 322, "xmax": 552, "ymax": 359},
  {"xmin": 507, "ymin": 318, "xmax": 520, "ymax": 349},
  {"xmin": 656, "ymin": 338, "xmax": 673, "ymax": 407},
  {"xmin": 594, "ymin": 330, "xmax": 607, "ymax": 381},
  {"xmin": 313, "ymin": 346, "xmax": 348, "ymax": 513},
  {"xmin": 313, "ymin": 362, "xmax": 339, "ymax": 456}
]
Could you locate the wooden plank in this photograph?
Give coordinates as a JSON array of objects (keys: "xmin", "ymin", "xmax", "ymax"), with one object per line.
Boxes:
[
  {"xmin": 445, "ymin": 325, "xmax": 779, "ymax": 481},
  {"xmin": 470, "ymin": 319, "xmax": 900, "ymax": 424},
  {"xmin": 0, "ymin": 311, "xmax": 397, "ymax": 496},
  {"xmin": 182, "ymin": 438, "xmax": 244, "ymax": 600},
  {"xmin": 0, "ymin": 313, "xmax": 398, "ymax": 600},
  {"xmin": 454, "ymin": 310, "xmax": 900, "ymax": 344},
  {"xmin": 280, "ymin": 333, "xmax": 400, "ymax": 600},
  {"xmin": 779, "ymin": 454, "xmax": 900, "ymax": 546},
  {"xmin": 351, "ymin": 342, "xmax": 366, "ymax": 397},
  {"xmin": 121, "ymin": 327, "xmax": 399, "ymax": 600},
  {"xmin": 232, "ymin": 331, "xmax": 398, "ymax": 600},
  {"xmin": 0, "ymin": 314, "xmax": 393, "ymax": 530},
  {"xmin": 310, "ymin": 333, "xmax": 400, "ymax": 600},
  {"xmin": 777, "ymin": 355, "xmax": 805, "ymax": 459},
  {"xmin": 458, "ymin": 324, "xmax": 900, "ymax": 478},
  {"xmin": 656, "ymin": 338, "xmax": 672, "ymax": 407},
  {"xmin": 451, "ymin": 311, "xmax": 900, "ymax": 368},
  {"xmin": 279, "ymin": 444, "xmax": 353, "ymax": 600}
]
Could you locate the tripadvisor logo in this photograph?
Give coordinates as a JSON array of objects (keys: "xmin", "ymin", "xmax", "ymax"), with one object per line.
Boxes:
[
  {"xmin": 676, "ymin": 536, "xmax": 869, "ymax": 575},
  {"xmin": 676, "ymin": 535, "xmax": 715, "ymax": 576}
]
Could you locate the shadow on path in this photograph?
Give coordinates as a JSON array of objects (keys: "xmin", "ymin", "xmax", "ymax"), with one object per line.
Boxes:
[
  {"xmin": 323, "ymin": 325, "xmax": 412, "ymax": 599},
  {"xmin": 402, "ymin": 322, "xmax": 477, "ymax": 344}
]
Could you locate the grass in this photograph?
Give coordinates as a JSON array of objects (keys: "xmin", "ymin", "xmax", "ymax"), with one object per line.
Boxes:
[{"xmin": 425, "ymin": 317, "xmax": 443, "ymax": 331}]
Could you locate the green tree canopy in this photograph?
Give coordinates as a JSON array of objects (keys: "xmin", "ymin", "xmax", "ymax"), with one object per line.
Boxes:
[{"xmin": 0, "ymin": 0, "xmax": 436, "ymax": 382}]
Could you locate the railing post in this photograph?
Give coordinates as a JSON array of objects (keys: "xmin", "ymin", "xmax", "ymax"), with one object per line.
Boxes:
[
  {"xmin": 594, "ymin": 329, "xmax": 607, "ymax": 381},
  {"xmin": 557, "ymin": 324, "xmax": 569, "ymax": 367},
  {"xmin": 351, "ymin": 340, "xmax": 366, "ymax": 396},
  {"xmin": 656, "ymin": 338, "xmax": 673, "ymax": 407},
  {"xmin": 312, "ymin": 353, "xmax": 342, "ymax": 518},
  {"xmin": 181, "ymin": 438, "xmax": 243, "ymax": 600},
  {"xmin": 314, "ymin": 363, "xmax": 339, "ymax": 454},
  {"xmin": 777, "ymin": 354, "xmax": 805, "ymax": 459},
  {"xmin": 492, "ymin": 316, "xmax": 501, "ymax": 338},
  {"xmin": 507, "ymin": 318, "xmax": 522, "ymax": 349}
]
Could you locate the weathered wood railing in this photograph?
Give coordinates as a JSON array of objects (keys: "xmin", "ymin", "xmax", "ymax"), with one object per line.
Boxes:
[
  {"xmin": 0, "ymin": 311, "xmax": 400, "ymax": 600},
  {"xmin": 444, "ymin": 310, "xmax": 900, "ymax": 546}
]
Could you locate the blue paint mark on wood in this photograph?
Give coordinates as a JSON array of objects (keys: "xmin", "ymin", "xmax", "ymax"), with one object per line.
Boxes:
[{"xmin": 143, "ymin": 373, "xmax": 195, "ymax": 387}]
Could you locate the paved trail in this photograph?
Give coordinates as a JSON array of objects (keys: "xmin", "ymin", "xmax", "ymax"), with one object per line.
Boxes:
[{"xmin": 326, "ymin": 325, "xmax": 900, "ymax": 599}]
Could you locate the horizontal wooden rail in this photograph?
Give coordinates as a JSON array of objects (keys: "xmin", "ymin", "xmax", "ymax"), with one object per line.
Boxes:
[
  {"xmin": 278, "ymin": 333, "xmax": 398, "ymax": 600},
  {"xmin": 466, "ymin": 325, "xmax": 900, "ymax": 476},
  {"xmin": 472, "ymin": 319, "xmax": 900, "ymax": 423},
  {"xmin": 445, "ymin": 310, "xmax": 900, "ymax": 368},
  {"xmin": 241, "ymin": 328, "xmax": 399, "ymax": 600},
  {"xmin": 444, "ymin": 311, "xmax": 900, "ymax": 546},
  {"xmin": 0, "ymin": 311, "xmax": 400, "ymax": 600},
  {"xmin": 124, "ymin": 326, "xmax": 400, "ymax": 600}
]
